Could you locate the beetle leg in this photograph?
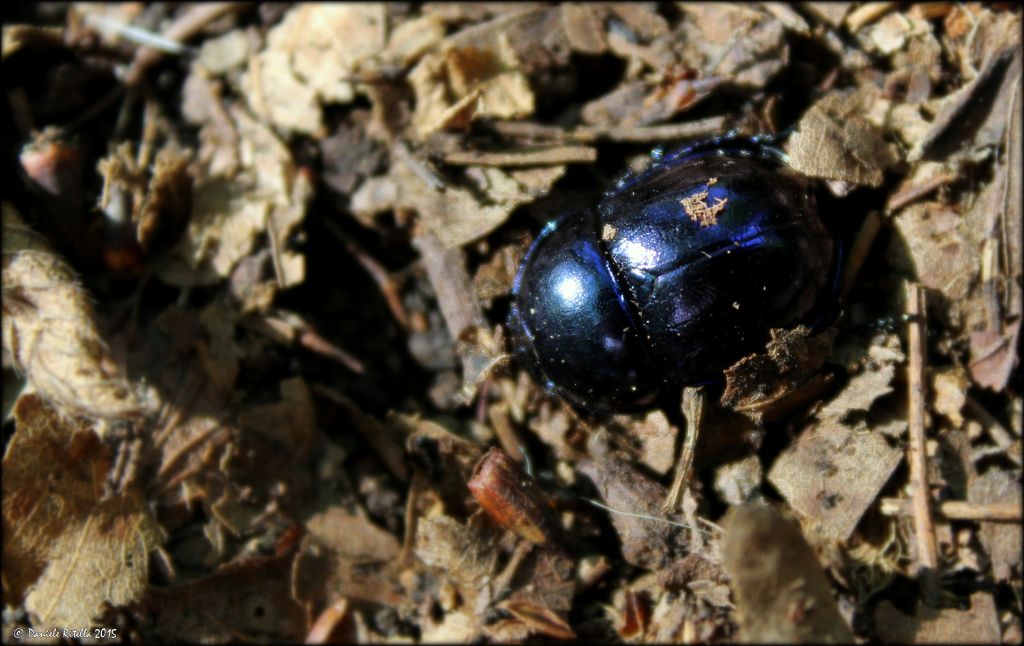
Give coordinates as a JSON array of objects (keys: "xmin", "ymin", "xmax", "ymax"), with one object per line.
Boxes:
[{"xmin": 663, "ymin": 385, "xmax": 707, "ymax": 514}]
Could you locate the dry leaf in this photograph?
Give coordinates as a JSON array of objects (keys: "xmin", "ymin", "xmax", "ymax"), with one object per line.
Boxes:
[
  {"xmin": 243, "ymin": 4, "xmax": 387, "ymax": 135},
  {"xmin": 888, "ymin": 202, "xmax": 978, "ymax": 304},
  {"xmin": 720, "ymin": 326, "xmax": 837, "ymax": 423},
  {"xmin": 968, "ymin": 469, "xmax": 1022, "ymax": 582},
  {"xmin": 723, "ymin": 502, "xmax": 854, "ymax": 643},
  {"xmin": 768, "ymin": 420, "xmax": 903, "ymax": 542},
  {"xmin": 675, "ymin": 4, "xmax": 789, "ymax": 89},
  {"xmin": 713, "ymin": 455, "xmax": 763, "ymax": 507},
  {"xmin": 628, "ymin": 410, "xmax": 678, "ymax": 476},
  {"xmin": 140, "ymin": 531, "xmax": 306, "ymax": 643},
  {"xmin": 358, "ymin": 156, "xmax": 564, "ymax": 248},
  {"xmin": 874, "ymin": 592, "xmax": 1001, "ymax": 643},
  {"xmin": 295, "ymin": 508, "xmax": 403, "ymax": 607},
  {"xmin": 159, "ymin": 107, "xmax": 310, "ymax": 287},
  {"xmin": 786, "ymin": 90, "xmax": 899, "ymax": 188},
  {"xmin": 578, "ymin": 453, "xmax": 688, "ymax": 571},
  {"xmin": 2, "ymin": 203, "xmax": 149, "ymax": 420},
  {"xmin": 816, "ymin": 363, "xmax": 896, "ymax": 421},
  {"xmin": 2, "ymin": 394, "xmax": 164, "ymax": 628}
]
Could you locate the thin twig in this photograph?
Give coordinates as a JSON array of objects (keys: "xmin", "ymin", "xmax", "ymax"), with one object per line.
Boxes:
[
  {"xmin": 906, "ymin": 283, "xmax": 941, "ymax": 604},
  {"xmin": 297, "ymin": 328, "xmax": 365, "ymax": 375},
  {"xmin": 880, "ymin": 498, "xmax": 1022, "ymax": 523},
  {"xmin": 394, "ymin": 141, "xmax": 446, "ymax": 192},
  {"xmin": 398, "ymin": 472, "xmax": 424, "ymax": 568},
  {"xmin": 841, "ymin": 211, "xmax": 881, "ymax": 299},
  {"xmin": 442, "ymin": 146, "xmax": 597, "ymax": 167},
  {"xmin": 964, "ymin": 394, "xmax": 1022, "ymax": 465},
  {"xmin": 487, "ymin": 403, "xmax": 526, "ymax": 464},
  {"xmin": 322, "ymin": 218, "xmax": 411, "ymax": 331},
  {"xmin": 123, "ymin": 3, "xmax": 243, "ymax": 86}
]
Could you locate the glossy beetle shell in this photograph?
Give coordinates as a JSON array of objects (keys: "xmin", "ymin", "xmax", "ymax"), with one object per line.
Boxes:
[{"xmin": 508, "ymin": 137, "xmax": 837, "ymax": 412}]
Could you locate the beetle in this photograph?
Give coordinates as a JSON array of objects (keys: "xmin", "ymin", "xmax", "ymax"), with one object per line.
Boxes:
[{"xmin": 507, "ymin": 134, "xmax": 841, "ymax": 413}]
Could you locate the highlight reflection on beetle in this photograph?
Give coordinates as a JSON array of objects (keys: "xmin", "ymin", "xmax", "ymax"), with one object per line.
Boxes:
[{"xmin": 508, "ymin": 135, "xmax": 840, "ymax": 413}]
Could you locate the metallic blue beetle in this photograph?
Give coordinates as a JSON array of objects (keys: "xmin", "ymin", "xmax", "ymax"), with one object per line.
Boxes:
[{"xmin": 507, "ymin": 134, "xmax": 839, "ymax": 413}]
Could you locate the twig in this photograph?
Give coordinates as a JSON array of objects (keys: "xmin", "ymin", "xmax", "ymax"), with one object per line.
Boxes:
[
  {"xmin": 322, "ymin": 218, "xmax": 411, "ymax": 331},
  {"xmin": 442, "ymin": 146, "xmax": 597, "ymax": 167},
  {"xmin": 85, "ymin": 13, "xmax": 195, "ymax": 56},
  {"xmin": 487, "ymin": 403, "xmax": 526, "ymax": 464},
  {"xmin": 122, "ymin": 3, "xmax": 243, "ymax": 86},
  {"xmin": 398, "ymin": 472, "xmax": 424, "ymax": 568},
  {"xmin": 841, "ymin": 211, "xmax": 881, "ymax": 299},
  {"xmin": 265, "ymin": 210, "xmax": 287, "ymax": 288},
  {"xmin": 297, "ymin": 328, "xmax": 365, "ymax": 375},
  {"xmin": 394, "ymin": 141, "xmax": 446, "ymax": 192},
  {"xmin": 964, "ymin": 394, "xmax": 1022, "ymax": 465},
  {"xmin": 880, "ymin": 498, "xmax": 1022, "ymax": 523},
  {"xmin": 906, "ymin": 283, "xmax": 941, "ymax": 605},
  {"xmin": 663, "ymin": 386, "xmax": 705, "ymax": 514},
  {"xmin": 844, "ymin": 2, "xmax": 899, "ymax": 32},
  {"xmin": 491, "ymin": 116, "xmax": 727, "ymax": 145}
]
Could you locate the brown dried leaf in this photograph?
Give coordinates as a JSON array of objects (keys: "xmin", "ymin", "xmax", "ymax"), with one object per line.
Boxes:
[
  {"xmin": 2, "ymin": 204, "xmax": 149, "ymax": 420},
  {"xmin": 874, "ymin": 592, "xmax": 1001, "ymax": 644},
  {"xmin": 786, "ymin": 90, "xmax": 900, "ymax": 187},
  {"xmin": 723, "ymin": 503, "xmax": 853, "ymax": 643},
  {"xmin": 243, "ymin": 4, "xmax": 387, "ymax": 135},
  {"xmin": 577, "ymin": 453, "xmax": 687, "ymax": 570},
  {"xmin": 497, "ymin": 597, "xmax": 576, "ymax": 640},
  {"xmin": 2, "ymin": 394, "xmax": 164, "ymax": 627},
  {"xmin": 720, "ymin": 326, "xmax": 837, "ymax": 423},
  {"xmin": 141, "ymin": 530, "xmax": 306, "ymax": 643},
  {"xmin": 296, "ymin": 508, "xmax": 402, "ymax": 607},
  {"xmin": 965, "ymin": 63, "xmax": 1022, "ymax": 390},
  {"xmin": 675, "ymin": 5, "xmax": 788, "ymax": 88},
  {"xmin": 968, "ymin": 469, "xmax": 1022, "ymax": 582},
  {"xmin": 888, "ymin": 203, "xmax": 978, "ymax": 304},
  {"xmin": 376, "ymin": 159, "xmax": 565, "ymax": 248},
  {"xmin": 907, "ymin": 45, "xmax": 1018, "ymax": 163},
  {"xmin": 237, "ymin": 377, "xmax": 315, "ymax": 454},
  {"xmin": 768, "ymin": 420, "xmax": 903, "ymax": 542}
]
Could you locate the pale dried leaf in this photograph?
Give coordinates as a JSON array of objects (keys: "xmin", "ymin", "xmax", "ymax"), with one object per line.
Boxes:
[
  {"xmin": 159, "ymin": 107, "xmax": 310, "ymax": 287},
  {"xmin": 888, "ymin": 203, "xmax": 978, "ymax": 303},
  {"xmin": 817, "ymin": 364, "xmax": 896, "ymax": 421},
  {"xmin": 415, "ymin": 515, "xmax": 499, "ymax": 589},
  {"xmin": 2, "ymin": 204, "xmax": 148, "ymax": 420},
  {"xmin": 714, "ymin": 455, "xmax": 763, "ymax": 507},
  {"xmin": 243, "ymin": 4, "xmax": 387, "ymax": 135},
  {"xmin": 786, "ymin": 90, "xmax": 899, "ymax": 187},
  {"xmin": 768, "ymin": 421, "xmax": 903, "ymax": 541}
]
